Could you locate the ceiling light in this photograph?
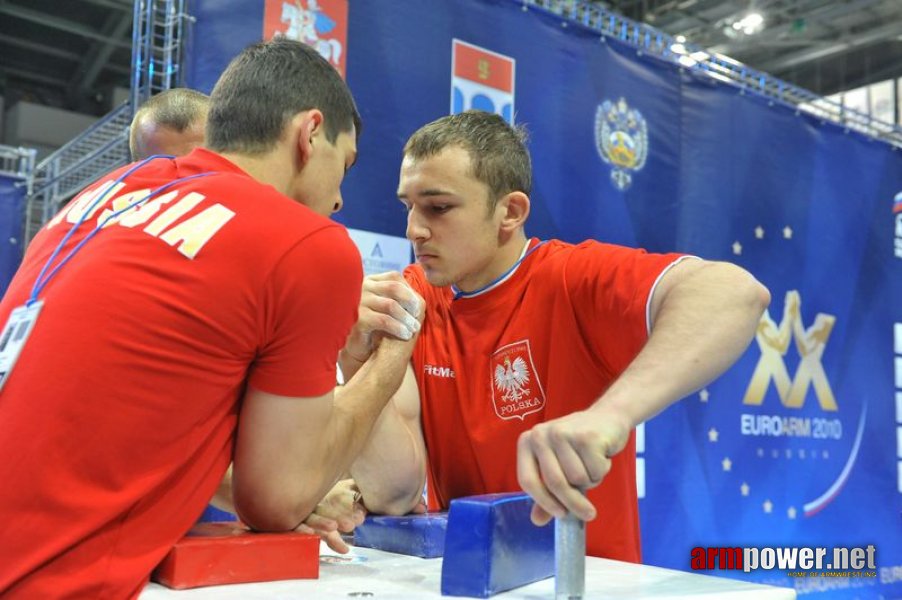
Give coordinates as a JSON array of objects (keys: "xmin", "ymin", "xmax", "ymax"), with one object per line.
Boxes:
[
  {"xmin": 670, "ymin": 42, "xmax": 687, "ymax": 54},
  {"xmin": 733, "ymin": 11, "xmax": 764, "ymax": 35},
  {"xmin": 743, "ymin": 12, "xmax": 764, "ymax": 29}
]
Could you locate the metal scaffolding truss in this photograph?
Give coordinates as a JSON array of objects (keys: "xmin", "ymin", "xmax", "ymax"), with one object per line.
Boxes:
[
  {"xmin": 24, "ymin": 0, "xmax": 190, "ymax": 245},
  {"xmin": 523, "ymin": 0, "xmax": 902, "ymax": 148},
  {"xmin": 24, "ymin": 103, "xmax": 133, "ymax": 245},
  {"xmin": 131, "ymin": 0, "xmax": 190, "ymax": 111},
  {"xmin": 0, "ymin": 145, "xmax": 36, "ymax": 184}
]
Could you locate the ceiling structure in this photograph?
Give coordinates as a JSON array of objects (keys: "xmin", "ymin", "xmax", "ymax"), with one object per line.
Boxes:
[
  {"xmin": 0, "ymin": 0, "xmax": 900, "ymax": 116},
  {"xmin": 0, "ymin": 0, "xmax": 133, "ymax": 114},
  {"xmin": 600, "ymin": 0, "xmax": 902, "ymax": 97}
]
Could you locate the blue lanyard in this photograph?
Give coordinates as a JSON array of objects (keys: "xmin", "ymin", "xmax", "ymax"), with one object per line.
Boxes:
[
  {"xmin": 452, "ymin": 240, "xmax": 547, "ymax": 300},
  {"xmin": 27, "ymin": 155, "xmax": 214, "ymax": 306}
]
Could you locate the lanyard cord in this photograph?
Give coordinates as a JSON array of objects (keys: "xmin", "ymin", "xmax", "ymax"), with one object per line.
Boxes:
[{"xmin": 27, "ymin": 156, "xmax": 214, "ymax": 306}]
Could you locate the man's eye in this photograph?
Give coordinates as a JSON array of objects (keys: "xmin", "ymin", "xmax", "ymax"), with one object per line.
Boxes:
[{"xmin": 431, "ymin": 205, "xmax": 450, "ymax": 213}]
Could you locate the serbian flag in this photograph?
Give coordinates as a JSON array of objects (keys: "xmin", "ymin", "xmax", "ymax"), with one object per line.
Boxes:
[{"xmin": 451, "ymin": 39, "xmax": 515, "ymax": 124}]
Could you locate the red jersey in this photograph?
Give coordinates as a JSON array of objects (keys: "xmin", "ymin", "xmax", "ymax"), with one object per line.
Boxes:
[
  {"xmin": 0, "ymin": 149, "xmax": 361, "ymax": 598},
  {"xmin": 405, "ymin": 238, "xmax": 684, "ymax": 561}
]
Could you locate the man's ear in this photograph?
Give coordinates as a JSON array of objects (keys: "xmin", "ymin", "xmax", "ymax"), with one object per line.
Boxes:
[
  {"xmin": 497, "ymin": 191, "xmax": 530, "ymax": 233},
  {"xmin": 295, "ymin": 109, "xmax": 325, "ymax": 165}
]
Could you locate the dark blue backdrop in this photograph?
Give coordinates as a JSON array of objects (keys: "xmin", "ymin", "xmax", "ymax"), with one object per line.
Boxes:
[
  {"xmin": 0, "ymin": 175, "xmax": 26, "ymax": 293},
  {"xmin": 186, "ymin": 1, "xmax": 902, "ymax": 596}
]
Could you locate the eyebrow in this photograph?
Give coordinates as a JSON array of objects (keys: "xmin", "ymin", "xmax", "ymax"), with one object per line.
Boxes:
[{"xmin": 397, "ymin": 188, "xmax": 455, "ymax": 200}]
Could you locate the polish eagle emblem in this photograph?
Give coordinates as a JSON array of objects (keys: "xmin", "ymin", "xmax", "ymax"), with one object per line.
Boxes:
[{"xmin": 494, "ymin": 356, "xmax": 530, "ymax": 402}]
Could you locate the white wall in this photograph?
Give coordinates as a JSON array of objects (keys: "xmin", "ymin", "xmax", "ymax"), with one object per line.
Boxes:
[{"xmin": 3, "ymin": 101, "xmax": 98, "ymax": 158}]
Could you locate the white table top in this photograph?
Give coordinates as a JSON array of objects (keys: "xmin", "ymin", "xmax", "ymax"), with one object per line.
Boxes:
[{"xmin": 140, "ymin": 542, "xmax": 796, "ymax": 599}]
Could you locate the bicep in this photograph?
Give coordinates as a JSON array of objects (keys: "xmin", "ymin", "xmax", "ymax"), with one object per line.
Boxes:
[
  {"xmin": 393, "ymin": 363, "xmax": 422, "ymax": 424},
  {"xmin": 647, "ymin": 257, "xmax": 706, "ymax": 331},
  {"xmin": 232, "ymin": 385, "xmax": 334, "ymax": 530}
]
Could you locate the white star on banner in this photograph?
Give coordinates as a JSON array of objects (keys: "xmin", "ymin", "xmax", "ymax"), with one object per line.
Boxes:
[
  {"xmin": 722, "ymin": 457, "xmax": 732, "ymax": 472},
  {"xmin": 699, "ymin": 389, "xmax": 709, "ymax": 402},
  {"xmin": 763, "ymin": 500, "xmax": 773, "ymax": 514},
  {"xmin": 732, "ymin": 241, "xmax": 742, "ymax": 255},
  {"xmin": 756, "ymin": 448, "xmax": 764, "ymax": 457},
  {"xmin": 783, "ymin": 226, "xmax": 793, "ymax": 239},
  {"xmin": 754, "ymin": 226, "xmax": 764, "ymax": 239},
  {"xmin": 740, "ymin": 482, "xmax": 750, "ymax": 496},
  {"xmin": 788, "ymin": 506, "xmax": 797, "ymax": 519},
  {"xmin": 708, "ymin": 428, "xmax": 719, "ymax": 442},
  {"xmin": 799, "ymin": 449, "xmax": 806, "ymax": 458},
  {"xmin": 785, "ymin": 449, "xmax": 792, "ymax": 459}
]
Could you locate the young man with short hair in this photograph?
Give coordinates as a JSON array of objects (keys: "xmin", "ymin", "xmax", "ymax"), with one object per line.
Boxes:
[
  {"xmin": 0, "ymin": 39, "xmax": 417, "ymax": 598},
  {"xmin": 343, "ymin": 110, "xmax": 770, "ymax": 562}
]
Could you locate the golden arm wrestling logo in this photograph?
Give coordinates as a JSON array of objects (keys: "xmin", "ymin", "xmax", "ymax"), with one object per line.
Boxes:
[
  {"xmin": 742, "ymin": 290, "xmax": 837, "ymax": 411},
  {"xmin": 595, "ymin": 97, "xmax": 648, "ymax": 191},
  {"xmin": 730, "ymin": 290, "xmax": 869, "ymax": 517}
]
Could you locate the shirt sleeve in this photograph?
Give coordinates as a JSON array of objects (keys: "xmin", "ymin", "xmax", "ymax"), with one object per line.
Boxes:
[
  {"xmin": 563, "ymin": 241, "xmax": 687, "ymax": 376},
  {"xmin": 248, "ymin": 225, "xmax": 363, "ymax": 397}
]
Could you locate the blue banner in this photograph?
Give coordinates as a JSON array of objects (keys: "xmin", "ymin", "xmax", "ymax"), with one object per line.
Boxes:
[
  {"xmin": 0, "ymin": 175, "xmax": 26, "ymax": 294},
  {"xmin": 186, "ymin": 1, "xmax": 902, "ymax": 596}
]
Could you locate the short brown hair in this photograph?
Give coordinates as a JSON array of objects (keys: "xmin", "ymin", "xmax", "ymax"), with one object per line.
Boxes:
[
  {"xmin": 404, "ymin": 111, "xmax": 531, "ymax": 206},
  {"xmin": 207, "ymin": 38, "xmax": 361, "ymax": 155}
]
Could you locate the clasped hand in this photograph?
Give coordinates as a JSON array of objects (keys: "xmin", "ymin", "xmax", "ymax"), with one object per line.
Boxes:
[{"xmin": 516, "ymin": 406, "xmax": 632, "ymax": 525}]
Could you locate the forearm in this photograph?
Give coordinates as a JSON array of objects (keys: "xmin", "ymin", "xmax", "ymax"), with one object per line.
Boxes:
[
  {"xmin": 350, "ymin": 367, "xmax": 426, "ymax": 515},
  {"xmin": 315, "ymin": 339, "xmax": 414, "ymax": 492},
  {"xmin": 592, "ymin": 262, "xmax": 769, "ymax": 429},
  {"xmin": 515, "ymin": 263, "xmax": 767, "ymax": 524},
  {"xmin": 338, "ymin": 347, "xmax": 367, "ymax": 383},
  {"xmin": 234, "ymin": 338, "xmax": 413, "ymax": 531}
]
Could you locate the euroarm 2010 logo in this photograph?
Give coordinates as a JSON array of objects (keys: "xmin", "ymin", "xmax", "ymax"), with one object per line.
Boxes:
[
  {"xmin": 696, "ymin": 288, "xmax": 865, "ymax": 522},
  {"xmin": 742, "ymin": 290, "xmax": 836, "ymax": 413},
  {"xmin": 732, "ymin": 290, "xmax": 865, "ymax": 518}
]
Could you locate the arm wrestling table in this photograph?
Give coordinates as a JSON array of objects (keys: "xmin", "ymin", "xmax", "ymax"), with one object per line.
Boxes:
[{"xmin": 140, "ymin": 541, "xmax": 797, "ymax": 599}]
